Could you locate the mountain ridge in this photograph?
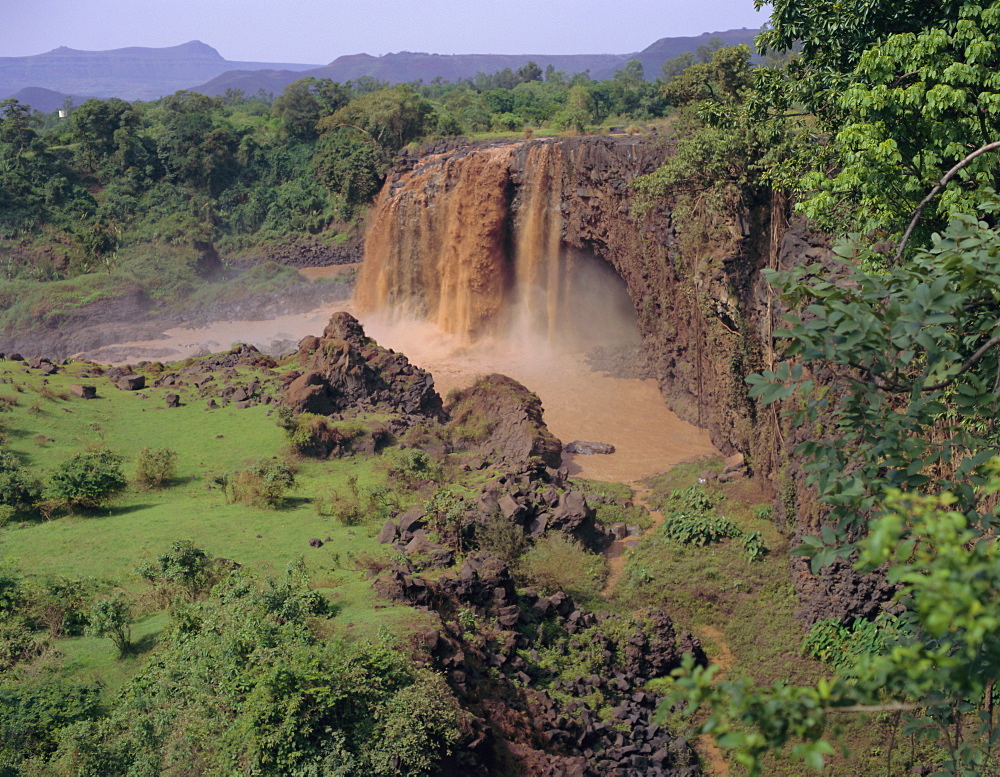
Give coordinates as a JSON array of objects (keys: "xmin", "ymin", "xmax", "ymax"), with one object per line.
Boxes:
[
  {"xmin": 0, "ymin": 40, "xmax": 320, "ymax": 101},
  {"xmin": 1, "ymin": 29, "xmax": 759, "ymax": 108}
]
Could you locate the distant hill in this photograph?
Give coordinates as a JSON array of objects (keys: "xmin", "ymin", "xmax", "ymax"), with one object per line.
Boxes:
[
  {"xmin": 7, "ymin": 86, "xmax": 91, "ymax": 114},
  {"xmin": 193, "ymin": 28, "xmax": 761, "ymax": 97},
  {"xmin": 0, "ymin": 40, "xmax": 320, "ymax": 102}
]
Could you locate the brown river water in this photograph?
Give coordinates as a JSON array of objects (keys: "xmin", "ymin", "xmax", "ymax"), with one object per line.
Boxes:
[{"xmin": 86, "ymin": 295, "xmax": 718, "ymax": 482}]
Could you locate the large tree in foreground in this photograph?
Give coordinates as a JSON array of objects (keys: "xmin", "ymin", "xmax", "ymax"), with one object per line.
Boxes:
[{"xmin": 757, "ymin": 0, "xmax": 1000, "ymax": 248}]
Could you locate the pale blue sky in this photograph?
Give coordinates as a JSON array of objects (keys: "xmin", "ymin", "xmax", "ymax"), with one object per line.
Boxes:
[{"xmin": 3, "ymin": 0, "xmax": 771, "ymax": 64}]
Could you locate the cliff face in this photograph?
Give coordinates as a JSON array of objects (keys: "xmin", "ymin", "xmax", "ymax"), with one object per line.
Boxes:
[
  {"xmin": 363, "ymin": 135, "xmax": 891, "ymax": 622},
  {"xmin": 361, "ymin": 135, "xmax": 784, "ymax": 468}
]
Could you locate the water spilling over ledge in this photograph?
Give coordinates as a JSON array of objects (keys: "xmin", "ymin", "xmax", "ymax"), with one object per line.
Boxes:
[{"xmin": 356, "ymin": 141, "xmax": 638, "ymax": 353}]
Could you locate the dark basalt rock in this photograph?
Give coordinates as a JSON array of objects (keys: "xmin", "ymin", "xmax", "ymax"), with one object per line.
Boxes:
[
  {"xmin": 377, "ymin": 551, "xmax": 704, "ymax": 775},
  {"xmin": 446, "ymin": 373, "xmax": 563, "ymax": 472},
  {"xmin": 284, "ymin": 312, "xmax": 444, "ymax": 421},
  {"xmin": 117, "ymin": 374, "xmax": 145, "ymax": 391}
]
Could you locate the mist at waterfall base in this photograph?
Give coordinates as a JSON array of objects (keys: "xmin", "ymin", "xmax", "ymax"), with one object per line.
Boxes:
[{"xmin": 355, "ymin": 262, "xmax": 717, "ymax": 481}]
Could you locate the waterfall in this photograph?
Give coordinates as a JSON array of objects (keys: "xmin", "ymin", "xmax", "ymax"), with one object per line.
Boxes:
[{"xmin": 355, "ymin": 142, "xmax": 574, "ymax": 344}]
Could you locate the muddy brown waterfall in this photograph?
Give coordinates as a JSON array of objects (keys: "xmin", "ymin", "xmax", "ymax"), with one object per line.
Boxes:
[{"xmin": 356, "ymin": 141, "xmax": 584, "ymax": 344}]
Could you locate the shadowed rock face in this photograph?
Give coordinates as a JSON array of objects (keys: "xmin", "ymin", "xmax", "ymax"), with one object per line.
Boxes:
[{"xmin": 284, "ymin": 311, "xmax": 444, "ymax": 419}]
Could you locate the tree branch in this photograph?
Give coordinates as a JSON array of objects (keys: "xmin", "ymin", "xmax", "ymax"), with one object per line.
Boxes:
[{"xmin": 895, "ymin": 140, "xmax": 1000, "ymax": 263}]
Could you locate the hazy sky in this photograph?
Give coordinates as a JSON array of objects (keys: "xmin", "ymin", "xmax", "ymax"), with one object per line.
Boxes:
[{"xmin": 4, "ymin": 0, "xmax": 771, "ymax": 65}]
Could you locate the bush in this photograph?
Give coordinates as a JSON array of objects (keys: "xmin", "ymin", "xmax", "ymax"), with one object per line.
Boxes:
[
  {"xmin": 85, "ymin": 592, "xmax": 133, "ymax": 657},
  {"xmin": 227, "ymin": 458, "xmax": 295, "ymax": 508},
  {"xmin": 519, "ymin": 533, "xmax": 608, "ymax": 605},
  {"xmin": 26, "ymin": 576, "xmax": 98, "ymax": 637},
  {"xmin": 0, "ymin": 450, "xmax": 41, "ymax": 513},
  {"xmin": 661, "ymin": 510, "xmax": 741, "ymax": 546},
  {"xmin": 134, "ymin": 447, "xmax": 178, "ymax": 489},
  {"xmin": 659, "ymin": 486, "xmax": 740, "ymax": 546},
  {"xmin": 48, "ymin": 449, "xmax": 127, "ymax": 510},
  {"xmin": 477, "ymin": 511, "xmax": 527, "ymax": 567},
  {"xmin": 137, "ymin": 540, "xmax": 217, "ymax": 601},
  {"xmin": 803, "ymin": 613, "xmax": 902, "ymax": 670}
]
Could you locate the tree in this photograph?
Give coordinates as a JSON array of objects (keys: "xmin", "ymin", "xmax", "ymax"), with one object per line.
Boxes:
[
  {"xmin": 517, "ymin": 60, "xmax": 543, "ymax": 83},
  {"xmin": 319, "ymin": 85, "xmax": 433, "ymax": 152},
  {"xmin": 670, "ymin": 470, "xmax": 1000, "ymax": 776},
  {"xmin": 0, "ymin": 99, "xmax": 35, "ymax": 162},
  {"xmin": 271, "ymin": 79, "xmax": 322, "ymax": 140},
  {"xmin": 660, "ymin": 44, "xmax": 753, "ymax": 107},
  {"xmin": 756, "ymin": 0, "xmax": 1000, "ymax": 247},
  {"xmin": 747, "ymin": 189, "xmax": 1000, "ymax": 565},
  {"xmin": 312, "ymin": 129, "xmax": 385, "ymax": 208},
  {"xmin": 48, "ymin": 449, "xmax": 127, "ymax": 510},
  {"xmin": 272, "ymin": 77, "xmax": 351, "ymax": 141},
  {"xmin": 661, "ymin": 51, "xmax": 696, "ymax": 84},
  {"xmin": 85, "ymin": 592, "xmax": 133, "ymax": 657}
]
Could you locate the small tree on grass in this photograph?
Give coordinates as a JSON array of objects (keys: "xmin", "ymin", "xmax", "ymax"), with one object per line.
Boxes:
[
  {"xmin": 0, "ymin": 450, "xmax": 41, "ymax": 515},
  {"xmin": 228, "ymin": 458, "xmax": 295, "ymax": 508},
  {"xmin": 134, "ymin": 447, "xmax": 177, "ymax": 490},
  {"xmin": 48, "ymin": 449, "xmax": 127, "ymax": 510},
  {"xmin": 137, "ymin": 540, "xmax": 216, "ymax": 601},
  {"xmin": 85, "ymin": 592, "xmax": 133, "ymax": 658}
]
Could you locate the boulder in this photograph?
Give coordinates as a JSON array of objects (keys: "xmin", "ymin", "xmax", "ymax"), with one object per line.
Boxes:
[
  {"xmin": 165, "ymin": 393, "xmax": 180, "ymax": 408},
  {"xmin": 283, "ymin": 313, "xmax": 443, "ymax": 420},
  {"xmin": 397, "ymin": 506, "xmax": 426, "ymax": 534},
  {"xmin": 68, "ymin": 384, "xmax": 96, "ymax": 399},
  {"xmin": 445, "ymin": 374, "xmax": 562, "ymax": 471},
  {"xmin": 117, "ymin": 374, "xmax": 145, "ymax": 391},
  {"xmin": 308, "ymin": 537, "xmax": 324, "ymax": 548},
  {"xmin": 377, "ymin": 520, "xmax": 398, "ymax": 544},
  {"xmin": 564, "ymin": 440, "xmax": 616, "ymax": 455}
]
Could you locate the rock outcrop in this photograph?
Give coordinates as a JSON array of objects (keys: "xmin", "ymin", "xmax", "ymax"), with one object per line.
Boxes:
[
  {"xmin": 446, "ymin": 374, "xmax": 563, "ymax": 472},
  {"xmin": 284, "ymin": 312, "xmax": 444, "ymax": 420},
  {"xmin": 378, "ymin": 552, "xmax": 705, "ymax": 776}
]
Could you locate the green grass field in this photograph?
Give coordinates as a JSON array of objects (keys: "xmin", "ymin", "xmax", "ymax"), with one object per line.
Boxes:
[{"xmin": 0, "ymin": 355, "xmax": 435, "ymax": 688}]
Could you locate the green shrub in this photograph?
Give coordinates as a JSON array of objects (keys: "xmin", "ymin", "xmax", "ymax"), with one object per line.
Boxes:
[
  {"xmin": 477, "ymin": 511, "xmax": 527, "ymax": 567},
  {"xmin": 660, "ymin": 510, "xmax": 740, "ymax": 546},
  {"xmin": 519, "ymin": 533, "xmax": 608, "ymax": 605},
  {"xmin": 658, "ymin": 485, "xmax": 740, "ymax": 547},
  {"xmin": 741, "ymin": 530, "xmax": 769, "ymax": 562},
  {"xmin": 228, "ymin": 458, "xmax": 295, "ymax": 508},
  {"xmin": 423, "ymin": 487, "xmax": 471, "ymax": 550},
  {"xmin": 85, "ymin": 592, "xmax": 133, "ymax": 658},
  {"xmin": 0, "ymin": 618, "xmax": 48, "ymax": 671},
  {"xmin": 384, "ymin": 447, "xmax": 442, "ymax": 487},
  {"xmin": 0, "ymin": 450, "xmax": 41, "ymax": 513},
  {"xmin": 803, "ymin": 613, "xmax": 902, "ymax": 670},
  {"xmin": 134, "ymin": 446, "xmax": 178, "ymax": 489},
  {"xmin": 137, "ymin": 540, "xmax": 217, "ymax": 601},
  {"xmin": 320, "ymin": 475, "xmax": 399, "ymax": 526},
  {"xmin": 26, "ymin": 576, "xmax": 99, "ymax": 637},
  {"xmin": 47, "ymin": 449, "xmax": 127, "ymax": 510}
]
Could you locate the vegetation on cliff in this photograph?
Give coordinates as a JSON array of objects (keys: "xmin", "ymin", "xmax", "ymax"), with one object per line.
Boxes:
[{"xmin": 628, "ymin": 2, "xmax": 1000, "ymax": 774}]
